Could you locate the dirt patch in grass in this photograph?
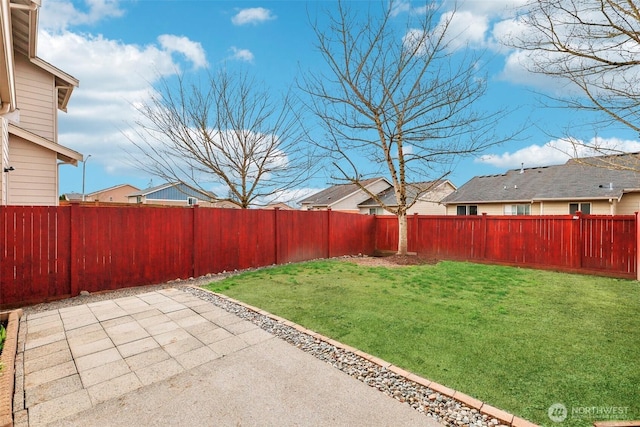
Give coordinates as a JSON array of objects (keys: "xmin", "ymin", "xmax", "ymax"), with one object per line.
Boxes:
[{"xmin": 344, "ymin": 254, "xmax": 439, "ymax": 267}]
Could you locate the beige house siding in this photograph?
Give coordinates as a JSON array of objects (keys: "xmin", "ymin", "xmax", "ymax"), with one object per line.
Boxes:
[
  {"xmin": 407, "ymin": 201, "xmax": 447, "ymax": 215},
  {"xmin": 446, "ymin": 196, "xmax": 640, "ymax": 216},
  {"xmin": 614, "ymin": 193, "xmax": 640, "ymax": 215},
  {"xmin": 538, "ymin": 200, "xmax": 611, "ymax": 215},
  {"xmin": 363, "ymin": 201, "xmax": 447, "ymax": 215},
  {"xmin": 361, "ymin": 186, "xmax": 455, "ymax": 215},
  {"xmin": 8, "ymin": 135, "xmax": 58, "ymax": 205},
  {"xmin": 129, "ymin": 196, "xmax": 240, "ymax": 208},
  {"xmin": 330, "ymin": 180, "xmax": 391, "ymax": 212},
  {"xmin": 1, "ymin": 117, "xmax": 8, "ymax": 204},
  {"xmin": 14, "ymin": 55, "xmax": 56, "ymax": 142},
  {"xmin": 450, "ymin": 203, "xmax": 503, "ymax": 216},
  {"xmin": 87, "ymin": 185, "xmax": 139, "ymax": 203},
  {"xmin": 409, "ymin": 182, "xmax": 455, "ymax": 215}
]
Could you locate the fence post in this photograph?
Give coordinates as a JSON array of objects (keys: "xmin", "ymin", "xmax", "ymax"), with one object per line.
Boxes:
[
  {"xmin": 69, "ymin": 201, "xmax": 80, "ymax": 297},
  {"xmin": 481, "ymin": 213, "xmax": 487, "ymax": 260},
  {"xmin": 327, "ymin": 208, "xmax": 331, "ymax": 258},
  {"xmin": 413, "ymin": 213, "xmax": 418, "ymax": 254},
  {"xmin": 274, "ymin": 208, "xmax": 279, "ymax": 265},
  {"xmin": 573, "ymin": 212, "xmax": 583, "ymax": 269},
  {"xmin": 636, "ymin": 212, "xmax": 640, "ymax": 281},
  {"xmin": 192, "ymin": 205, "xmax": 199, "ymax": 278}
]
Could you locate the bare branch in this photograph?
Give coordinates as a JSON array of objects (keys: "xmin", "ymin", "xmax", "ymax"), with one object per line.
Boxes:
[
  {"xmin": 301, "ymin": 0, "xmax": 518, "ymax": 254},
  {"xmin": 508, "ymin": 0, "xmax": 640, "ymax": 136},
  {"xmin": 125, "ymin": 69, "xmax": 316, "ymax": 208}
]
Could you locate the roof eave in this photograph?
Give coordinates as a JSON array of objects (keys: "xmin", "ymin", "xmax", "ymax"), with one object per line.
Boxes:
[
  {"xmin": 442, "ymin": 198, "xmax": 534, "ymax": 205},
  {"xmin": 533, "ymin": 195, "xmax": 623, "ymax": 202},
  {"xmin": 329, "ymin": 177, "xmax": 391, "ymax": 207},
  {"xmin": 9, "ymin": 123, "xmax": 82, "ymax": 165},
  {"xmin": 30, "ymin": 57, "xmax": 79, "ymax": 110}
]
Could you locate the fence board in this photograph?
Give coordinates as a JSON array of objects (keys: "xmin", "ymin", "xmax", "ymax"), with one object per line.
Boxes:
[
  {"xmin": 277, "ymin": 210, "xmax": 328, "ymax": 263},
  {"xmin": 581, "ymin": 216, "xmax": 636, "ymax": 273},
  {"xmin": 329, "ymin": 211, "xmax": 376, "ymax": 257}
]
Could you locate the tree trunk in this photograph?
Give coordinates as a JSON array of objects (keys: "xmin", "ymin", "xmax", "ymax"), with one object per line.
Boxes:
[{"xmin": 397, "ymin": 211, "xmax": 408, "ymax": 255}]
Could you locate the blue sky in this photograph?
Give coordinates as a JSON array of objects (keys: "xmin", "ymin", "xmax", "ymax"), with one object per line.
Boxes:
[{"xmin": 37, "ymin": 0, "xmax": 640, "ymax": 203}]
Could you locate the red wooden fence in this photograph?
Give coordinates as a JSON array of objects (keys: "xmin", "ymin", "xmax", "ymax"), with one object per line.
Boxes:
[
  {"xmin": 1, "ymin": 206, "xmax": 637, "ymax": 308},
  {"xmin": 0, "ymin": 205, "xmax": 376, "ymax": 308},
  {"xmin": 375, "ymin": 213, "xmax": 637, "ymax": 278}
]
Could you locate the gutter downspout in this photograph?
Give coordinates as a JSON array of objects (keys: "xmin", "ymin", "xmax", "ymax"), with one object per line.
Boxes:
[{"xmin": 1, "ymin": 0, "xmax": 18, "ymax": 113}]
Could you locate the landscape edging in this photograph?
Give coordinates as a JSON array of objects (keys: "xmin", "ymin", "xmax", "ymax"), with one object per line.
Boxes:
[
  {"xmin": 190, "ymin": 286, "xmax": 539, "ymax": 427},
  {"xmin": 0, "ymin": 309, "xmax": 23, "ymax": 427}
]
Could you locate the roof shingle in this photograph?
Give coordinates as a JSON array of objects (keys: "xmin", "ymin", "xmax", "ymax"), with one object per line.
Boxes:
[{"xmin": 443, "ymin": 155, "xmax": 640, "ymax": 204}]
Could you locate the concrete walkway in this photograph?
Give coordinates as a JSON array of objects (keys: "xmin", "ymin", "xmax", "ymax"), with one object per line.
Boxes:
[{"xmin": 13, "ymin": 288, "xmax": 443, "ymax": 427}]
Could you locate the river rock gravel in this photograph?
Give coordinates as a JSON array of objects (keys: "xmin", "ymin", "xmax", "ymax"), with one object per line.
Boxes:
[
  {"xmin": 20, "ymin": 257, "xmax": 510, "ymax": 427},
  {"xmin": 183, "ymin": 286, "xmax": 507, "ymax": 427}
]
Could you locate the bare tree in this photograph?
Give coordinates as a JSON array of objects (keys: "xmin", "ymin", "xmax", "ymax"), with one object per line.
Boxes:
[
  {"xmin": 301, "ymin": 1, "xmax": 513, "ymax": 255},
  {"xmin": 508, "ymin": 0, "xmax": 640, "ymax": 164},
  {"xmin": 128, "ymin": 69, "xmax": 313, "ymax": 208}
]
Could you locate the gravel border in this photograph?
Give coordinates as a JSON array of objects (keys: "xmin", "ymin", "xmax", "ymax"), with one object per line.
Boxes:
[
  {"xmin": 182, "ymin": 286, "xmax": 514, "ymax": 427},
  {"xmin": 18, "ymin": 260, "xmax": 533, "ymax": 427}
]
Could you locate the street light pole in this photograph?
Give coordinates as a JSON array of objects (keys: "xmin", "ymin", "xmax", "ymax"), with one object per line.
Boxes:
[{"xmin": 82, "ymin": 154, "xmax": 91, "ymax": 201}]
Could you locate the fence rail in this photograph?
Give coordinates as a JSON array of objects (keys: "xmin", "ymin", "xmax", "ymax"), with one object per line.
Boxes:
[{"xmin": 1, "ymin": 206, "xmax": 637, "ymax": 308}]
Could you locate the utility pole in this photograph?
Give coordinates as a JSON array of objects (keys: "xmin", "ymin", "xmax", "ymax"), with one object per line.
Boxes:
[{"xmin": 82, "ymin": 154, "xmax": 91, "ymax": 201}]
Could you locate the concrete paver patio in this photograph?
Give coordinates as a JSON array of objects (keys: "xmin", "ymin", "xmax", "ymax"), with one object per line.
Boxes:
[{"xmin": 13, "ymin": 288, "xmax": 443, "ymax": 427}]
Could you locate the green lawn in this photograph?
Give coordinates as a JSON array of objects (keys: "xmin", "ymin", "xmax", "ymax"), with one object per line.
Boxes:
[{"xmin": 205, "ymin": 260, "xmax": 640, "ymax": 427}]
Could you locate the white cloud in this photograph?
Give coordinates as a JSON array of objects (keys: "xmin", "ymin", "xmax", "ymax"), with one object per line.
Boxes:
[
  {"xmin": 477, "ymin": 137, "xmax": 640, "ymax": 169},
  {"xmin": 231, "ymin": 7, "xmax": 276, "ymax": 26},
  {"xmin": 39, "ymin": 32, "xmax": 177, "ymax": 89},
  {"xmin": 39, "ymin": 0, "xmax": 124, "ymax": 32},
  {"xmin": 498, "ymin": 49, "xmax": 564, "ymax": 90},
  {"xmin": 492, "ymin": 3, "xmax": 640, "ymax": 95},
  {"xmin": 228, "ymin": 47, "xmax": 254, "ymax": 63},
  {"xmin": 36, "ymin": 29, "xmax": 208, "ymax": 178},
  {"xmin": 158, "ymin": 35, "xmax": 208, "ymax": 69},
  {"xmin": 438, "ymin": 10, "xmax": 488, "ymax": 51},
  {"xmin": 401, "ymin": 4, "xmax": 521, "ymax": 54},
  {"xmin": 390, "ymin": 0, "xmax": 412, "ymax": 17},
  {"xmin": 456, "ymin": 0, "xmax": 527, "ymax": 17},
  {"xmin": 259, "ymin": 187, "xmax": 321, "ymax": 207}
]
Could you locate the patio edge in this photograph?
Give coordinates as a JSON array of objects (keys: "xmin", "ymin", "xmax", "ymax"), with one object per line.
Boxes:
[{"xmin": 0, "ymin": 309, "xmax": 23, "ymax": 427}]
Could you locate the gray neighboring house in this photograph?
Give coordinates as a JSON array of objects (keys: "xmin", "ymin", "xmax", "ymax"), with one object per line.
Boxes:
[
  {"xmin": 128, "ymin": 182, "xmax": 240, "ymax": 208},
  {"xmin": 357, "ymin": 180, "xmax": 456, "ymax": 215},
  {"xmin": 442, "ymin": 154, "xmax": 640, "ymax": 216}
]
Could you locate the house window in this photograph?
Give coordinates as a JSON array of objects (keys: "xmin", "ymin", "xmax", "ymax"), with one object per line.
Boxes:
[
  {"xmin": 504, "ymin": 204, "xmax": 531, "ymax": 215},
  {"xmin": 369, "ymin": 208, "xmax": 382, "ymax": 215},
  {"xmin": 456, "ymin": 205, "xmax": 478, "ymax": 215},
  {"xmin": 569, "ymin": 202, "xmax": 591, "ymax": 214},
  {"xmin": 188, "ymin": 197, "xmax": 198, "ymax": 206}
]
